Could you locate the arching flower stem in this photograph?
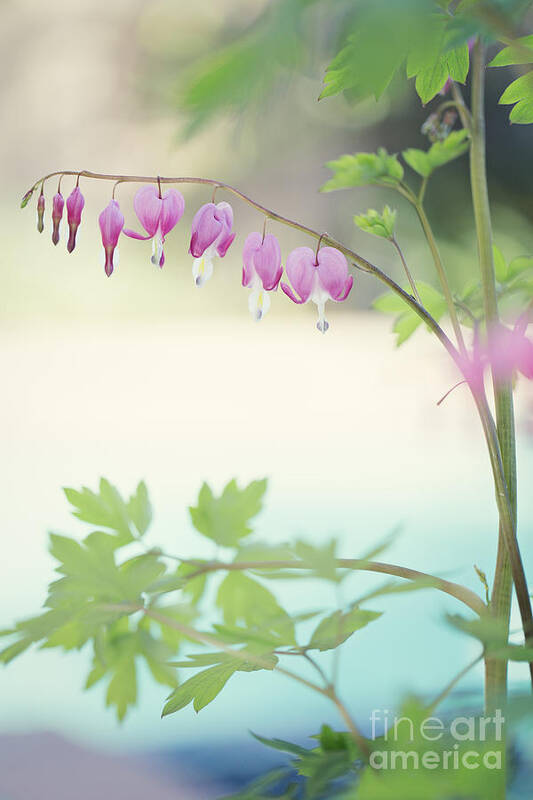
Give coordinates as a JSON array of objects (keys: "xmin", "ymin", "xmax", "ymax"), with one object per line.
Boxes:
[{"xmin": 22, "ymin": 169, "xmax": 532, "ymax": 671}]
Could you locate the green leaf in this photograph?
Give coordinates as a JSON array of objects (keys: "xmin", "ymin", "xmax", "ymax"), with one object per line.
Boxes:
[
  {"xmin": 216, "ymin": 572, "xmax": 294, "ymax": 642},
  {"xmin": 402, "ymin": 149, "xmax": 433, "ymax": 178},
  {"xmin": 307, "ymin": 607, "xmax": 382, "ymax": 652},
  {"xmin": 251, "ymin": 732, "xmax": 310, "ymax": 757},
  {"xmin": 489, "ymin": 35, "xmax": 533, "ymax": 67},
  {"xmin": 106, "ymin": 654, "xmax": 137, "ymax": 722},
  {"xmin": 321, "ymin": 148, "xmax": 404, "ymax": 193},
  {"xmin": 508, "ymin": 255, "xmax": 533, "ymax": 278},
  {"xmin": 499, "ymin": 71, "xmax": 533, "ymax": 124},
  {"xmin": 189, "ymin": 478, "xmax": 267, "ymax": 547},
  {"xmin": 406, "ymin": 13, "xmax": 471, "ymax": 104},
  {"xmin": 493, "ymin": 244, "xmax": 508, "ymax": 282},
  {"xmin": 319, "ymin": 0, "xmax": 443, "ymax": 103},
  {"xmin": 403, "ymin": 129, "xmax": 470, "ymax": 177},
  {"xmin": 374, "ymin": 281, "xmax": 447, "ymax": 346},
  {"xmin": 489, "ymin": 644, "xmax": 533, "ymax": 662},
  {"xmin": 293, "ymin": 539, "xmax": 343, "ymax": 583},
  {"xmin": 126, "ymin": 481, "xmax": 152, "ymax": 536},
  {"xmin": 179, "ymin": 0, "xmax": 311, "ymax": 133},
  {"xmin": 446, "ymin": 613, "xmax": 508, "ymax": 650},
  {"xmin": 162, "ymin": 663, "xmax": 237, "ymax": 715},
  {"xmin": 63, "ymin": 478, "xmax": 152, "ymax": 544},
  {"xmin": 354, "ymin": 206, "xmax": 396, "ymax": 239}
]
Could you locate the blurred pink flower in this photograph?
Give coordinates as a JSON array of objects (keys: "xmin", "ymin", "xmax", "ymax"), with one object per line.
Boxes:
[
  {"xmin": 456, "ymin": 330, "xmax": 486, "ymax": 396},
  {"xmin": 281, "ymin": 245, "xmax": 353, "ymax": 332},
  {"xmin": 51, "ymin": 192, "xmax": 64, "ymax": 246},
  {"xmin": 99, "ymin": 200, "xmax": 125, "ymax": 277},
  {"xmin": 189, "ymin": 201, "xmax": 235, "ymax": 286},
  {"xmin": 123, "ymin": 185, "xmax": 185, "ymax": 268},
  {"xmin": 66, "ymin": 186, "xmax": 85, "ymax": 253},
  {"xmin": 242, "ymin": 232, "xmax": 283, "ymax": 320},
  {"xmin": 487, "ymin": 315, "xmax": 533, "ymax": 382}
]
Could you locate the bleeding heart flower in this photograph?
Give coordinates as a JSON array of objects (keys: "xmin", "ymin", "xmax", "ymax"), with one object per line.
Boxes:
[
  {"xmin": 51, "ymin": 192, "xmax": 64, "ymax": 246},
  {"xmin": 99, "ymin": 199, "xmax": 125, "ymax": 277},
  {"xmin": 189, "ymin": 201, "xmax": 235, "ymax": 287},
  {"xmin": 281, "ymin": 245, "xmax": 353, "ymax": 332},
  {"xmin": 123, "ymin": 184, "xmax": 185, "ymax": 268},
  {"xmin": 456, "ymin": 328, "xmax": 487, "ymax": 396},
  {"xmin": 36, "ymin": 193, "xmax": 45, "ymax": 233},
  {"xmin": 487, "ymin": 315, "xmax": 533, "ymax": 382},
  {"xmin": 66, "ymin": 186, "xmax": 85, "ymax": 253},
  {"xmin": 242, "ymin": 232, "xmax": 283, "ymax": 321}
]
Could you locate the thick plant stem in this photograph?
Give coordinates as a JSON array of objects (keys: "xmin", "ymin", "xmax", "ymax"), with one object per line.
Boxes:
[{"xmin": 469, "ymin": 39, "xmax": 521, "ymax": 712}]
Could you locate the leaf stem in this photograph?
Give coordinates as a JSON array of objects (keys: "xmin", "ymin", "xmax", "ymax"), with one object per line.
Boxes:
[
  {"xmin": 413, "ymin": 200, "xmax": 467, "ymax": 355},
  {"xmin": 390, "ymin": 236, "xmax": 421, "ymax": 302},
  {"xmin": 180, "ymin": 557, "xmax": 486, "ymax": 616},
  {"xmin": 23, "ymin": 168, "xmax": 457, "ymax": 359},
  {"xmin": 107, "ymin": 602, "xmax": 370, "ymax": 757}
]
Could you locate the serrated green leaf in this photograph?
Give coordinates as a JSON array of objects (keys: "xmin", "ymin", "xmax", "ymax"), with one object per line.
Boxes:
[
  {"xmin": 402, "ymin": 148, "xmax": 433, "ymax": 177},
  {"xmin": 162, "ymin": 663, "xmax": 237, "ymax": 715},
  {"xmin": 180, "ymin": 0, "xmax": 310, "ymax": 133},
  {"xmin": 354, "ymin": 206, "xmax": 396, "ymax": 239},
  {"xmin": 63, "ymin": 479, "xmax": 137, "ymax": 545},
  {"xmin": 407, "ymin": 13, "xmax": 471, "ymax": 104},
  {"xmin": 403, "ymin": 130, "xmax": 470, "ymax": 177},
  {"xmin": 216, "ymin": 572, "xmax": 294, "ymax": 642},
  {"xmin": 307, "ymin": 607, "xmax": 382, "ymax": 652},
  {"xmin": 499, "ymin": 71, "xmax": 533, "ymax": 125},
  {"xmin": 321, "ymin": 148, "xmax": 403, "ymax": 193},
  {"xmin": 106, "ymin": 655, "xmax": 137, "ymax": 722},
  {"xmin": 374, "ymin": 282, "xmax": 447, "ymax": 346},
  {"xmin": 489, "ymin": 35, "xmax": 533, "ymax": 67},
  {"xmin": 189, "ymin": 478, "xmax": 267, "ymax": 547},
  {"xmin": 126, "ymin": 481, "xmax": 152, "ymax": 536}
]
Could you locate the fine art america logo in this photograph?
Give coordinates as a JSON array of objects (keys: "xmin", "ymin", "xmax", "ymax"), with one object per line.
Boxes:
[{"xmin": 369, "ymin": 709, "xmax": 505, "ymax": 771}]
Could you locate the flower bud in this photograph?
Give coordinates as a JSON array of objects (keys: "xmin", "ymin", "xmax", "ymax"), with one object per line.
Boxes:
[
  {"xmin": 51, "ymin": 192, "xmax": 65, "ymax": 246},
  {"xmin": 66, "ymin": 186, "xmax": 85, "ymax": 253},
  {"xmin": 37, "ymin": 193, "xmax": 45, "ymax": 233},
  {"xmin": 99, "ymin": 199, "xmax": 125, "ymax": 276}
]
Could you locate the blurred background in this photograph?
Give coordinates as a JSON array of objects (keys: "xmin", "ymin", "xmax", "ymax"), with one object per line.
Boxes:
[{"xmin": 1, "ymin": 0, "xmax": 533, "ymax": 797}]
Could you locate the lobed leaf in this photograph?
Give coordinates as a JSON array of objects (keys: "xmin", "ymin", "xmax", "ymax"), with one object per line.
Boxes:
[
  {"xmin": 321, "ymin": 149, "xmax": 404, "ymax": 193},
  {"xmin": 402, "ymin": 129, "xmax": 470, "ymax": 178},
  {"xmin": 63, "ymin": 478, "xmax": 152, "ymax": 544},
  {"xmin": 489, "ymin": 34, "xmax": 533, "ymax": 67},
  {"xmin": 354, "ymin": 206, "xmax": 396, "ymax": 239},
  {"xmin": 499, "ymin": 70, "xmax": 533, "ymax": 124},
  {"xmin": 189, "ymin": 478, "xmax": 268, "ymax": 547}
]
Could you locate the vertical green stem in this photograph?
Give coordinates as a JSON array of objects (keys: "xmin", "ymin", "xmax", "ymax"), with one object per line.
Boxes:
[
  {"xmin": 469, "ymin": 39, "xmax": 516, "ymax": 712},
  {"xmin": 414, "ymin": 201, "xmax": 467, "ymax": 354}
]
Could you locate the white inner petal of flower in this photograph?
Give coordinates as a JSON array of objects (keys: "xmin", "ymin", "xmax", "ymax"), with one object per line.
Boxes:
[
  {"xmin": 192, "ymin": 247, "xmax": 215, "ymax": 288},
  {"xmin": 311, "ymin": 281, "xmax": 330, "ymax": 333},
  {"xmin": 248, "ymin": 277, "xmax": 270, "ymax": 321},
  {"xmin": 150, "ymin": 233, "xmax": 164, "ymax": 266}
]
